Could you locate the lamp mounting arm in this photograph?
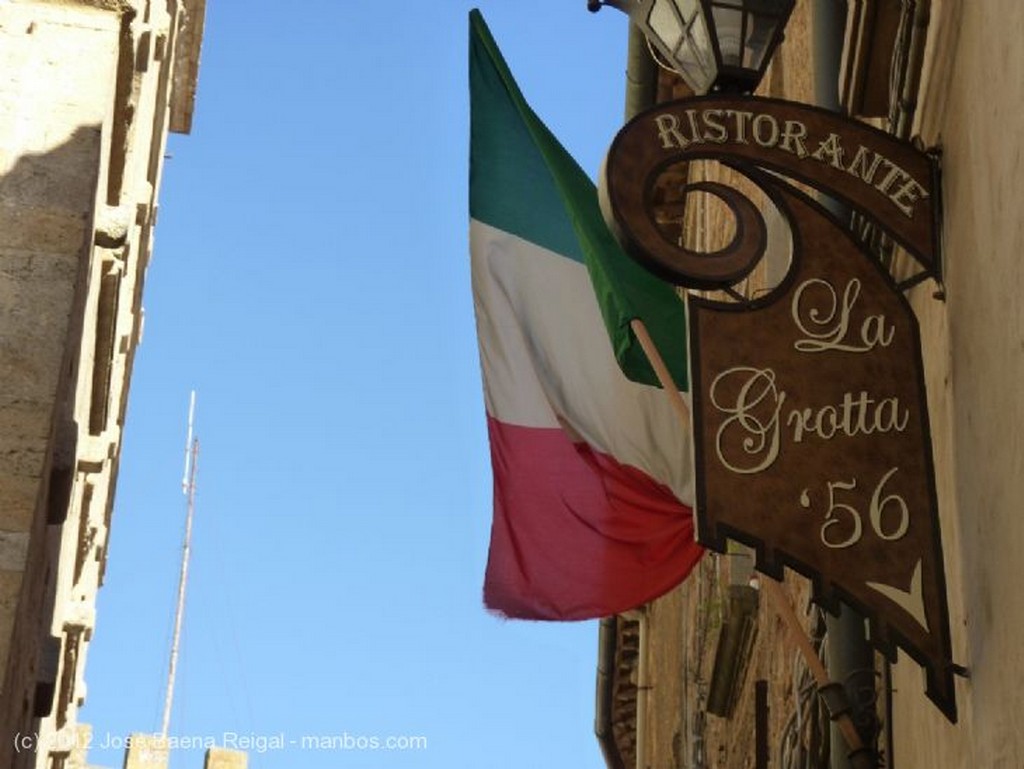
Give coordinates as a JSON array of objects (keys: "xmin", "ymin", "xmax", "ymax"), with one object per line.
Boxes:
[{"xmin": 587, "ymin": 0, "xmax": 636, "ymax": 14}]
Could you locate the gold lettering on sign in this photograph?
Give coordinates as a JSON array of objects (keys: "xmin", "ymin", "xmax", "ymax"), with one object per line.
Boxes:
[
  {"xmin": 648, "ymin": 110, "xmax": 931, "ymax": 218},
  {"xmin": 800, "ymin": 467, "xmax": 910, "ymax": 550},
  {"xmin": 779, "ymin": 120, "xmax": 809, "ymax": 158},
  {"xmin": 655, "ymin": 113, "xmax": 690, "ymax": 150},
  {"xmin": 709, "ymin": 276, "xmax": 912, "ymax": 475},
  {"xmin": 811, "ymin": 132, "xmax": 846, "ymax": 169},
  {"xmin": 786, "ymin": 393, "xmax": 909, "ymax": 443},
  {"xmin": 710, "ymin": 367, "xmax": 784, "ymax": 475},
  {"xmin": 791, "ymin": 278, "xmax": 895, "ymax": 353},
  {"xmin": 724, "ymin": 110, "xmax": 754, "ymax": 143},
  {"xmin": 846, "ymin": 145, "xmax": 884, "ymax": 184},
  {"xmin": 710, "ymin": 372, "xmax": 911, "ymax": 471},
  {"xmin": 752, "ymin": 114, "xmax": 780, "ymax": 148},
  {"xmin": 702, "ymin": 109, "xmax": 728, "ymax": 143}
]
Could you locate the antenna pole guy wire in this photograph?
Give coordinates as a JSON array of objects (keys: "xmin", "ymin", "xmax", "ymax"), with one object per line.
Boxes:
[{"xmin": 161, "ymin": 390, "xmax": 199, "ymax": 739}]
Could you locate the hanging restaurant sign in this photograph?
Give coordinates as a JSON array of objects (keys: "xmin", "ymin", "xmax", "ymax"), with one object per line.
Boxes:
[{"xmin": 601, "ymin": 96, "xmax": 956, "ymax": 722}]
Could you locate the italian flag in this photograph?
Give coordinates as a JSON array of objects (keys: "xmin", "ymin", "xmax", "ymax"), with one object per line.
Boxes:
[{"xmin": 469, "ymin": 10, "xmax": 702, "ymax": 621}]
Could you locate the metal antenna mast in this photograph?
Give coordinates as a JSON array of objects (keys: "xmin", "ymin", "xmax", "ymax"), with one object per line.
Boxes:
[{"xmin": 161, "ymin": 390, "xmax": 199, "ymax": 739}]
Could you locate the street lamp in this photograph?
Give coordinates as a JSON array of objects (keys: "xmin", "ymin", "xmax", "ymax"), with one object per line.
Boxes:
[{"xmin": 588, "ymin": 0, "xmax": 795, "ymax": 94}]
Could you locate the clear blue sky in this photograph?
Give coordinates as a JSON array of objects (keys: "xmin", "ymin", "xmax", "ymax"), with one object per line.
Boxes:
[{"xmin": 81, "ymin": 2, "xmax": 632, "ymax": 767}]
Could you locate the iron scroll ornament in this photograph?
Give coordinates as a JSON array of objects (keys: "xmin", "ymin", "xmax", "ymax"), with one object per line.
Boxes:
[
  {"xmin": 601, "ymin": 100, "xmax": 957, "ymax": 722},
  {"xmin": 598, "ymin": 174, "xmax": 769, "ymax": 291},
  {"xmin": 600, "ymin": 95, "xmax": 941, "ymax": 290}
]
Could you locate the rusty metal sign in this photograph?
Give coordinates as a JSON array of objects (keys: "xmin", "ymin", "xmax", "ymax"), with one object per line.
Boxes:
[
  {"xmin": 601, "ymin": 97, "xmax": 957, "ymax": 722},
  {"xmin": 686, "ymin": 177, "xmax": 956, "ymax": 722}
]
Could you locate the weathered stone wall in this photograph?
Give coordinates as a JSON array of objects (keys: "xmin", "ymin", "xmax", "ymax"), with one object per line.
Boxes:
[
  {"xmin": 0, "ymin": 0, "xmax": 114, "ymax": 672},
  {"xmin": 0, "ymin": 12, "xmax": 119, "ymax": 763},
  {"xmin": 0, "ymin": 2, "xmax": 202, "ymax": 767}
]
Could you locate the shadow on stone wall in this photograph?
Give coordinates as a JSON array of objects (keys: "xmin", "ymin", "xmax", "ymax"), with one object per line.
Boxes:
[{"xmin": 0, "ymin": 123, "xmax": 103, "ymax": 769}]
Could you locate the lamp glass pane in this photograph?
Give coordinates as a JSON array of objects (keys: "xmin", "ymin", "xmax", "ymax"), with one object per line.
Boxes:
[
  {"xmin": 677, "ymin": 10, "xmax": 715, "ymax": 92},
  {"xmin": 712, "ymin": 6, "xmax": 744, "ymax": 66},
  {"xmin": 642, "ymin": 0, "xmax": 717, "ymax": 93},
  {"xmin": 674, "ymin": 0, "xmax": 702, "ymax": 20},
  {"xmin": 688, "ymin": 13, "xmax": 715, "ymax": 72},
  {"xmin": 743, "ymin": 14, "xmax": 779, "ymax": 68},
  {"xmin": 647, "ymin": 0, "xmax": 684, "ymax": 52},
  {"xmin": 678, "ymin": 58, "xmax": 713, "ymax": 93}
]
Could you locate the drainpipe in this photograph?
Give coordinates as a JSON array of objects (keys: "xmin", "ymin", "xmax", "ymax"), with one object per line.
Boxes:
[
  {"xmin": 595, "ymin": 617, "xmax": 628, "ymax": 769},
  {"xmin": 634, "ymin": 611, "xmax": 649, "ymax": 769},
  {"xmin": 594, "ymin": 25, "xmax": 658, "ymax": 769},
  {"xmin": 812, "ymin": 3, "xmax": 880, "ymax": 768},
  {"xmin": 623, "ymin": 21, "xmax": 658, "ymax": 121},
  {"xmin": 622, "ymin": 30, "xmax": 658, "ymax": 769}
]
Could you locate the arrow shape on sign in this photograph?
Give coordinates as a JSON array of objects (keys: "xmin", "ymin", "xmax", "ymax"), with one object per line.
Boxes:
[{"xmin": 866, "ymin": 558, "xmax": 929, "ymax": 632}]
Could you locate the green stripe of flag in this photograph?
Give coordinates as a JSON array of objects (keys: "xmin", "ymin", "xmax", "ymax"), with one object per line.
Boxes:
[{"xmin": 468, "ymin": 9, "xmax": 689, "ymax": 390}]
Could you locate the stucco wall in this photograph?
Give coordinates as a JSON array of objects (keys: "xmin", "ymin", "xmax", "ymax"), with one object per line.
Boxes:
[{"xmin": 890, "ymin": 0, "xmax": 1024, "ymax": 766}]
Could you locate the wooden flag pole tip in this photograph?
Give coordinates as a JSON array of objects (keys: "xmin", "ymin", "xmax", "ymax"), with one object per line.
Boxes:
[{"xmin": 629, "ymin": 319, "xmax": 691, "ymax": 433}]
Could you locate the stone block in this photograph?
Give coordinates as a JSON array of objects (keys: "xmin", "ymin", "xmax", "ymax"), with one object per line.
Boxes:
[
  {"xmin": 0, "ymin": 530, "xmax": 29, "ymax": 571},
  {"xmin": 205, "ymin": 747, "xmax": 247, "ymax": 769},
  {"xmin": 123, "ymin": 734, "xmax": 168, "ymax": 769},
  {"xmin": 0, "ymin": 473, "xmax": 40, "ymax": 531},
  {"xmin": 0, "ymin": 569, "xmax": 25, "ymax": 677}
]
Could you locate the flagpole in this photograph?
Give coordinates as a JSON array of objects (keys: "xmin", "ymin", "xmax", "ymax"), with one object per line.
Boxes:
[
  {"xmin": 630, "ymin": 317, "xmax": 870, "ymax": 763},
  {"xmin": 629, "ymin": 319, "xmax": 690, "ymax": 432}
]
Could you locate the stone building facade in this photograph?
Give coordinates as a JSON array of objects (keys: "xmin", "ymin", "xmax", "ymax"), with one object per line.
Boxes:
[
  {"xmin": 0, "ymin": 1, "xmax": 204, "ymax": 767},
  {"xmin": 598, "ymin": 0, "xmax": 1024, "ymax": 767}
]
